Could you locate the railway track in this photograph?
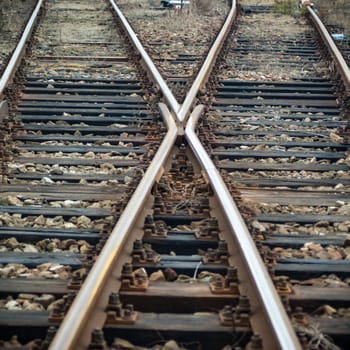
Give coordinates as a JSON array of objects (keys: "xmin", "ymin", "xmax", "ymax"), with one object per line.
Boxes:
[
  {"xmin": 118, "ymin": 0, "xmax": 229, "ymax": 102},
  {"xmin": 0, "ymin": 0, "xmax": 37, "ymax": 76},
  {"xmin": 0, "ymin": 0, "xmax": 349, "ymax": 349},
  {"xmin": 315, "ymin": 1, "xmax": 350, "ymax": 67},
  {"xmin": 198, "ymin": 2, "xmax": 350, "ymax": 349},
  {"xmin": 0, "ymin": 0, "xmax": 165, "ymax": 347},
  {"xmin": 327, "ymin": 28, "xmax": 350, "ymax": 67}
]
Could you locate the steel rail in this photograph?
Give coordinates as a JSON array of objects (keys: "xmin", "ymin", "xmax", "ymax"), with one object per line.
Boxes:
[
  {"xmin": 109, "ymin": 0, "xmax": 180, "ymax": 115},
  {"xmin": 304, "ymin": 3, "xmax": 350, "ymax": 92},
  {"xmin": 177, "ymin": 0, "xmax": 237, "ymax": 122},
  {"xmin": 49, "ymin": 103, "xmax": 178, "ymax": 350},
  {"xmin": 185, "ymin": 106, "xmax": 302, "ymax": 350},
  {"xmin": 0, "ymin": 0, "xmax": 44, "ymax": 100}
]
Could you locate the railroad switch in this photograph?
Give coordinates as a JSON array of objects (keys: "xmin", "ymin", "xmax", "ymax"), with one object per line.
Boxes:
[
  {"xmin": 120, "ymin": 262, "xmax": 149, "ymax": 291},
  {"xmin": 210, "ymin": 266, "xmax": 240, "ymax": 295}
]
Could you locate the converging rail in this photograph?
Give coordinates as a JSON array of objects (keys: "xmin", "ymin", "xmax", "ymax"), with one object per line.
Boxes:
[
  {"xmin": 49, "ymin": 0, "xmax": 299, "ymax": 349},
  {"xmin": 0, "ymin": 0, "xmax": 349, "ymax": 349}
]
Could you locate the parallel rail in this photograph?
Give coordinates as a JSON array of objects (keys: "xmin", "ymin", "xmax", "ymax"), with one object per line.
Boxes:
[
  {"xmin": 50, "ymin": 1, "xmax": 300, "ymax": 349},
  {"xmin": 304, "ymin": 2, "xmax": 350, "ymax": 92},
  {"xmin": 108, "ymin": 0, "xmax": 180, "ymax": 115},
  {"xmin": 50, "ymin": 103, "xmax": 177, "ymax": 349},
  {"xmin": 186, "ymin": 107, "xmax": 301, "ymax": 350},
  {"xmin": 0, "ymin": 0, "xmax": 43, "ymax": 99},
  {"xmin": 177, "ymin": 0, "xmax": 237, "ymax": 122}
]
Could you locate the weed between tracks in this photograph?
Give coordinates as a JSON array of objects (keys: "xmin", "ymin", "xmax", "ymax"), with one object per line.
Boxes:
[
  {"xmin": 273, "ymin": 0, "xmax": 296, "ymax": 15},
  {"xmin": 121, "ymin": 0, "xmax": 227, "ymax": 33}
]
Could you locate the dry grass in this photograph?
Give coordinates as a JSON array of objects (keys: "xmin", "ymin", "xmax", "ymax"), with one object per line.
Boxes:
[
  {"xmin": 317, "ymin": 0, "xmax": 350, "ymax": 35},
  {"xmin": 191, "ymin": 0, "xmax": 214, "ymax": 14},
  {"xmin": 273, "ymin": 0, "xmax": 296, "ymax": 15},
  {"xmin": 120, "ymin": 0, "xmax": 228, "ymax": 32},
  {"xmin": 239, "ymin": 0, "xmax": 276, "ymax": 5}
]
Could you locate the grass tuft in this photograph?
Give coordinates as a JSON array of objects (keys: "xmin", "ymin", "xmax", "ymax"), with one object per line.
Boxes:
[{"xmin": 273, "ymin": 0, "xmax": 295, "ymax": 15}]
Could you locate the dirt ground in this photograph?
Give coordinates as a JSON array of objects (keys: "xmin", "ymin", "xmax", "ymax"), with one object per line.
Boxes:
[{"xmin": 0, "ymin": 0, "xmax": 37, "ymax": 71}]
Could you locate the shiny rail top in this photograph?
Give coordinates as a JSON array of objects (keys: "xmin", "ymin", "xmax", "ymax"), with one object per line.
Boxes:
[{"xmin": 1, "ymin": 0, "xmax": 348, "ymax": 349}]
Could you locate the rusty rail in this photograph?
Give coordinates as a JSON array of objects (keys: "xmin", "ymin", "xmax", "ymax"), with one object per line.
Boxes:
[
  {"xmin": 49, "ymin": 103, "xmax": 177, "ymax": 350},
  {"xmin": 177, "ymin": 0, "xmax": 237, "ymax": 122},
  {"xmin": 48, "ymin": 1, "xmax": 241, "ymax": 348},
  {"xmin": 0, "ymin": 0, "xmax": 44, "ymax": 100},
  {"xmin": 185, "ymin": 106, "xmax": 302, "ymax": 350},
  {"xmin": 109, "ymin": 0, "xmax": 180, "ymax": 116},
  {"xmin": 304, "ymin": 2, "xmax": 350, "ymax": 93},
  {"xmin": 109, "ymin": 0, "xmax": 237, "ymax": 123}
]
